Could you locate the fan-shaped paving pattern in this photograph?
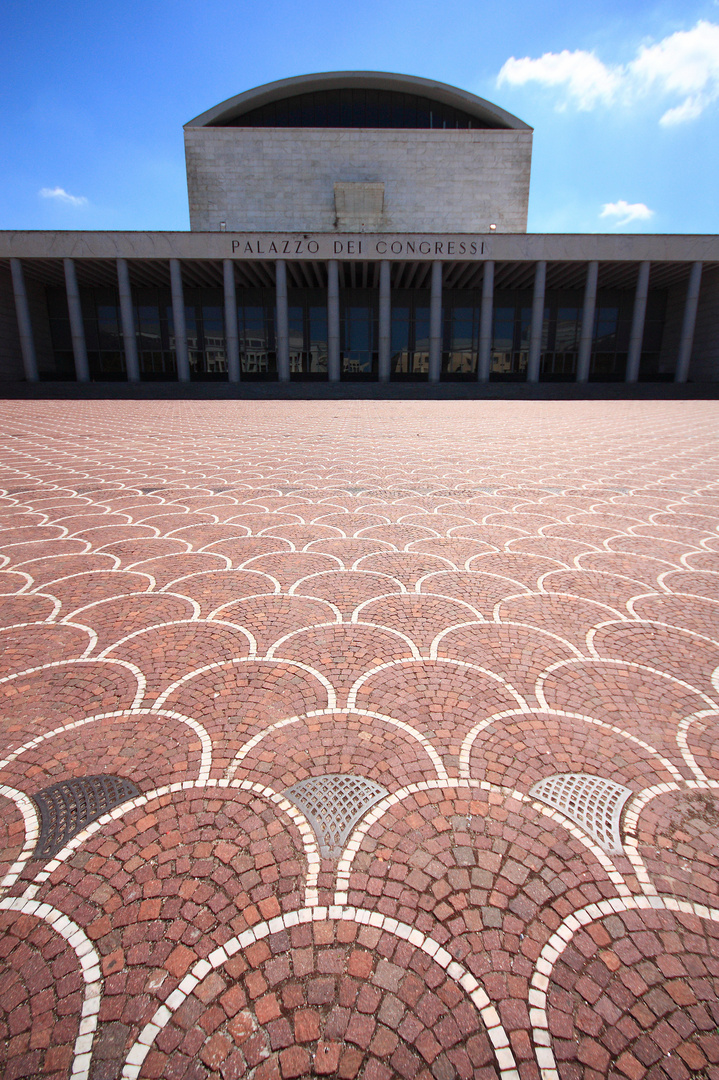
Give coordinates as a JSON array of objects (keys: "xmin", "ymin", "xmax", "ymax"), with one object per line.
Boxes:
[
  {"xmin": 303, "ymin": 537, "xmax": 396, "ymax": 561},
  {"xmin": 358, "ymin": 593, "xmax": 482, "ymax": 652},
  {"xmin": 435, "ymin": 623, "xmax": 578, "ymax": 702},
  {"xmin": 497, "ymin": 593, "xmax": 627, "ymax": 650},
  {"xmin": 684, "ymin": 712, "xmax": 719, "ymax": 781},
  {"xmin": 634, "ymin": 789, "xmax": 719, "ymax": 908},
  {"xmin": 128, "ymin": 552, "xmax": 228, "ymax": 589},
  {"xmin": 354, "ymin": 551, "xmax": 456, "ymax": 588},
  {"xmin": 576, "ymin": 551, "xmax": 675, "ymax": 588},
  {"xmin": 212, "ymin": 593, "xmax": 339, "ymax": 653},
  {"xmin": 408, "ymin": 536, "xmax": 496, "ymax": 565},
  {"xmin": 19, "ymin": 552, "xmax": 119, "ymax": 588},
  {"xmin": 159, "ymin": 659, "xmax": 332, "ymax": 774},
  {"xmin": 0, "ymin": 623, "xmax": 92, "ymax": 675},
  {"xmin": 274, "ymin": 625, "xmax": 416, "ymax": 701},
  {"xmin": 76, "ymin": 591, "xmax": 198, "ymax": 652},
  {"xmin": 421, "ymin": 571, "xmax": 531, "ymax": 619},
  {"xmin": 464, "ymin": 711, "xmax": 677, "ymax": 793},
  {"xmin": 241, "ymin": 552, "xmax": 342, "ymax": 590},
  {"xmin": 292, "ymin": 570, "xmax": 403, "ymax": 616},
  {"xmin": 95, "ymin": 537, "xmax": 190, "ymax": 565},
  {"xmin": 0, "ymin": 570, "xmax": 33, "ymax": 594},
  {"xmin": 41, "ymin": 570, "xmax": 153, "ymax": 615},
  {"xmin": 32, "ymin": 786, "xmax": 308, "ymax": 937},
  {"xmin": 2, "ymin": 538, "xmax": 90, "ymax": 566},
  {"xmin": 165, "ymin": 569, "xmax": 277, "ymax": 615},
  {"xmin": 140, "ymin": 920, "xmax": 500, "ymax": 1080},
  {"xmin": 0, "ymin": 711, "xmax": 205, "ymax": 803},
  {"xmin": 202, "ymin": 534, "xmax": 293, "ymax": 565},
  {"xmin": 0, "ymin": 660, "xmax": 141, "ymax": 743},
  {"xmin": 0, "ymin": 910, "xmax": 85, "ymax": 1080},
  {"xmin": 539, "ymin": 569, "xmax": 648, "ymax": 609},
  {"xmin": 0, "ymin": 592, "xmax": 59, "ymax": 626},
  {"xmin": 539, "ymin": 660, "xmax": 712, "ymax": 769},
  {"xmin": 466, "ymin": 552, "xmax": 566, "ymax": 588},
  {"xmin": 591, "ymin": 622, "xmax": 719, "ymax": 697},
  {"xmin": 233, "ymin": 712, "xmax": 440, "ymax": 793},
  {"xmin": 546, "ymin": 906, "xmax": 719, "ymax": 1080},
  {"xmin": 345, "ymin": 788, "xmax": 619, "ymax": 1032},
  {"xmin": 106, "ymin": 621, "xmax": 253, "ymax": 700},
  {"xmin": 1, "ymin": 398, "xmax": 719, "ymax": 1080},
  {"xmin": 354, "ymin": 660, "xmax": 523, "ymax": 763}
]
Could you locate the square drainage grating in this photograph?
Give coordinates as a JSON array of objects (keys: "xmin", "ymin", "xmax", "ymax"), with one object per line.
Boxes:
[{"xmin": 284, "ymin": 774, "xmax": 389, "ymax": 858}]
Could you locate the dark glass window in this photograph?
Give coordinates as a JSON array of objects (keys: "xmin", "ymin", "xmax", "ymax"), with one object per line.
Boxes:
[
  {"xmin": 589, "ymin": 289, "xmax": 634, "ymax": 380},
  {"xmin": 42, "ymin": 288, "xmax": 75, "ymax": 379},
  {"xmin": 489, "ymin": 291, "xmax": 531, "ymax": 378},
  {"xmin": 490, "ymin": 290, "xmax": 583, "ymax": 381},
  {"xmin": 391, "ymin": 290, "xmax": 429, "ymax": 378},
  {"xmin": 177, "ymin": 288, "xmax": 229, "ymax": 380},
  {"xmin": 237, "ymin": 289, "xmax": 276, "ymax": 379},
  {"xmin": 341, "ymin": 289, "xmax": 377, "ymax": 378},
  {"xmin": 538, "ymin": 291, "xmax": 581, "ymax": 380},
  {"xmin": 47, "ymin": 286, "xmax": 127, "ymax": 381},
  {"xmin": 216, "ymin": 88, "xmax": 502, "ymax": 129},
  {"xmin": 443, "ymin": 292, "xmax": 479, "ymax": 377},
  {"xmin": 288, "ymin": 289, "xmax": 328, "ymax": 377},
  {"xmin": 134, "ymin": 288, "xmax": 176, "ymax": 380}
]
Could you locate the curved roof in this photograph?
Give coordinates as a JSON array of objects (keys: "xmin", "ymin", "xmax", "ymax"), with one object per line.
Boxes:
[{"xmin": 185, "ymin": 71, "xmax": 531, "ymax": 130}]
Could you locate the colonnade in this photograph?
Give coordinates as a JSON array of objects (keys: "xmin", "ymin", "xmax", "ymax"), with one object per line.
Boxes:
[{"xmin": 9, "ymin": 256, "xmax": 703, "ymax": 385}]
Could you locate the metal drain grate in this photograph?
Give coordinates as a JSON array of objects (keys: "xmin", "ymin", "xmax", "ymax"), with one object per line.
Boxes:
[
  {"xmin": 529, "ymin": 773, "xmax": 632, "ymax": 855},
  {"xmin": 284, "ymin": 774, "xmax": 389, "ymax": 857},
  {"xmin": 32, "ymin": 775, "xmax": 141, "ymax": 859}
]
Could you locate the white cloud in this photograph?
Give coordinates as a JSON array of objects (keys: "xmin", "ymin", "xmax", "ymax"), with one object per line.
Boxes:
[
  {"xmin": 600, "ymin": 200, "xmax": 655, "ymax": 227},
  {"xmin": 497, "ymin": 20, "xmax": 719, "ymax": 125},
  {"xmin": 498, "ymin": 50, "xmax": 620, "ymax": 110},
  {"xmin": 39, "ymin": 187, "xmax": 88, "ymax": 207}
]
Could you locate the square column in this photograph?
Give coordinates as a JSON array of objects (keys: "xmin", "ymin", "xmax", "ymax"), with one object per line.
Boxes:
[
  {"xmin": 9, "ymin": 259, "xmax": 39, "ymax": 382},
  {"xmin": 223, "ymin": 260, "xmax": 241, "ymax": 383},
  {"xmin": 625, "ymin": 261, "xmax": 651, "ymax": 383},
  {"xmin": 526, "ymin": 261, "xmax": 546, "ymax": 383},
  {"xmin": 327, "ymin": 260, "xmax": 340, "ymax": 383},
  {"xmin": 116, "ymin": 258, "xmax": 139, "ymax": 382},
  {"xmin": 428, "ymin": 260, "xmax": 443, "ymax": 384},
  {"xmin": 675, "ymin": 262, "xmax": 703, "ymax": 383},
  {"xmin": 63, "ymin": 258, "xmax": 90, "ymax": 383},
  {"xmin": 378, "ymin": 260, "xmax": 391, "ymax": 384},
  {"xmin": 576, "ymin": 261, "xmax": 598, "ymax": 383},
  {"xmin": 169, "ymin": 259, "xmax": 190, "ymax": 382},
  {"xmin": 477, "ymin": 260, "xmax": 494, "ymax": 382},
  {"xmin": 275, "ymin": 259, "xmax": 290, "ymax": 383}
]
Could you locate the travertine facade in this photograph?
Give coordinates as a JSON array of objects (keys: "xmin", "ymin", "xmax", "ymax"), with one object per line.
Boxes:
[{"xmin": 185, "ymin": 127, "xmax": 532, "ymax": 234}]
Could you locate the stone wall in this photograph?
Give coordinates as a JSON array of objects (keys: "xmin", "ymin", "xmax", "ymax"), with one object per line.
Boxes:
[{"xmin": 184, "ymin": 128, "xmax": 533, "ymax": 234}]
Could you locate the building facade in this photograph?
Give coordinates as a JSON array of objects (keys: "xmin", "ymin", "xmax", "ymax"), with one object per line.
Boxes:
[{"xmin": 1, "ymin": 71, "xmax": 718, "ymax": 385}]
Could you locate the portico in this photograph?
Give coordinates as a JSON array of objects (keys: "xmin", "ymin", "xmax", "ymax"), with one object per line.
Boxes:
[{"xmin": 3, "ymin": 230, "xmax": 716, "ymax": 386}]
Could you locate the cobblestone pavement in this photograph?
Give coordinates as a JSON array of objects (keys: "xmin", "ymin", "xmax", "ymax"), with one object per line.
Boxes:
[{"xmin": 0, "ymin": 399, "xmax": 717, "ymax": 1080}]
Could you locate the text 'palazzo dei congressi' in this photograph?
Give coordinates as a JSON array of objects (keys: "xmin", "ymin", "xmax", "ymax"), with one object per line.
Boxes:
[{"xmin": 1, "ymin": 70, "xmax": 718, "ymax": 386}]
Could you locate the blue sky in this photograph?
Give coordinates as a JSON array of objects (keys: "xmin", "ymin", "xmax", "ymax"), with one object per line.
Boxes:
[{"xmin": 2, "ymin": 0, "xmax": 719, "ymax": 234}]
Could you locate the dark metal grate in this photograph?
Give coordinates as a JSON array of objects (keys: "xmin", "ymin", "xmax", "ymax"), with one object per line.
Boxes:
[
  {"xmin": 284, "ymin": 774, "xmax": 389, "ymax": 857},
  {"xmin": 32, "ymin": 775, "xmax": 141, "ymax": 859}
]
